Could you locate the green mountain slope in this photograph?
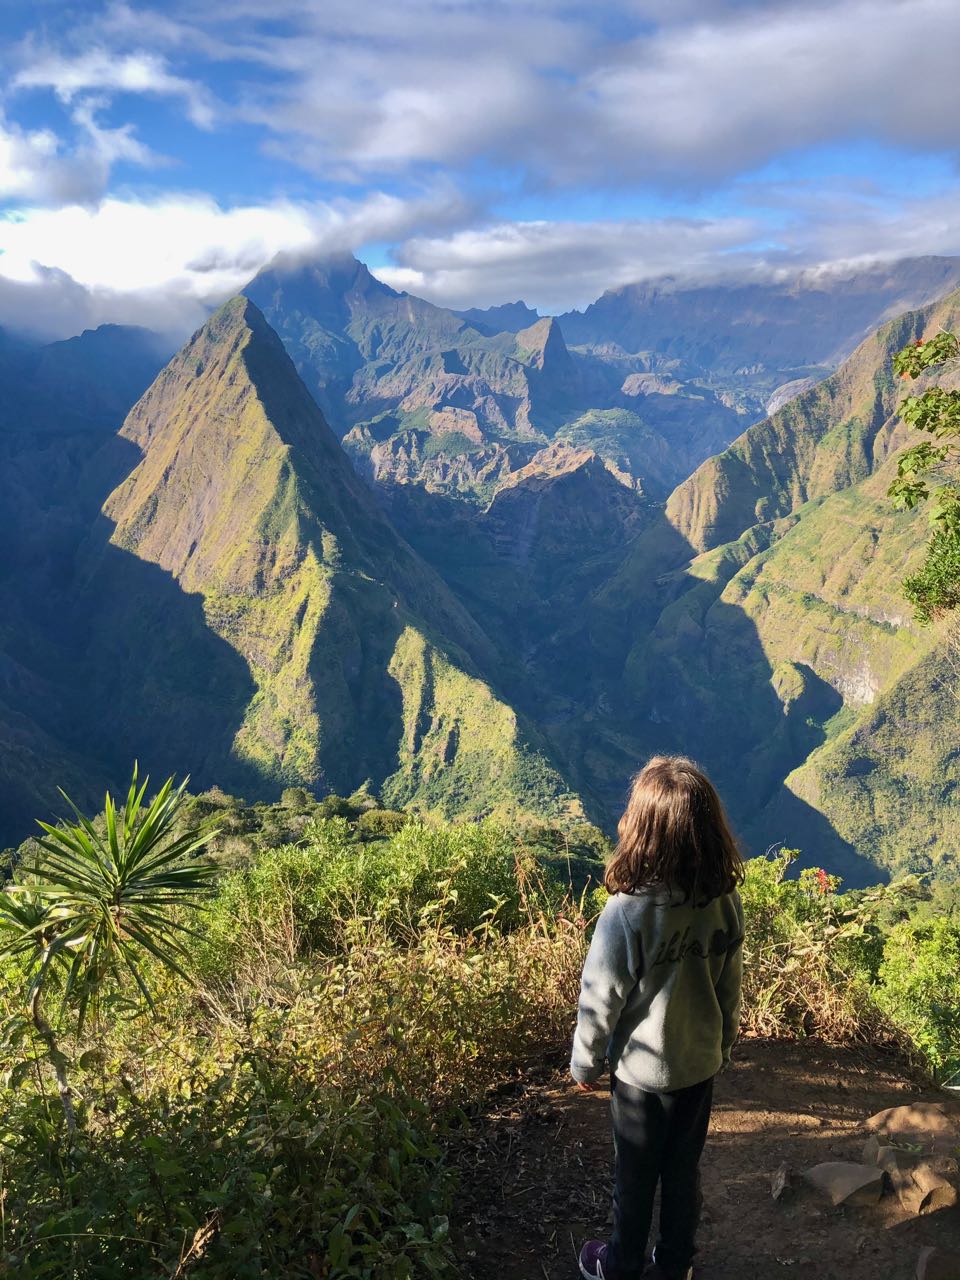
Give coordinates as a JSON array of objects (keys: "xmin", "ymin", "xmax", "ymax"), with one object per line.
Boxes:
[
  {"xmin": 665, "ymin": 289, "xmax": 960, "ymax": 553},
  {"xmin": 96, "ymin": 296, "xmax": 581, "ymax": 825},
  {"xmin": 573, "ymin": 292, "xmax": 960, "ymax": 881}
]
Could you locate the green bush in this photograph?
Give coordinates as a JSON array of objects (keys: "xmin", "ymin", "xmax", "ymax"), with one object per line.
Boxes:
[
  {"xmin": 875, "ymin": 917, "xmax": 960, "ymax": 1080},
  {"xmin": 738, "ymin": 851, "xmax": 887, "ymax": 1040},
  {"xmin": 0, "ymin": 1023, "xmax": 453, "ymax": 1279},
  {"xmin": 357, "ymin": 808, "xmax": 410, "ymax": 840},
  {"xmin": 3, "ymin": 779, "xmax": 959, "ymax": 1280},
  {"xmin": 198, "ymin": 818, "xmax": 549, "ymax": 979}
]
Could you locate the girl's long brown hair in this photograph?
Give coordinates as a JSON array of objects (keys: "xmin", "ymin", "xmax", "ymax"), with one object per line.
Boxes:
[{"xmin": 605, "ymin": 755, "xmax": 744, "ymax": 902}]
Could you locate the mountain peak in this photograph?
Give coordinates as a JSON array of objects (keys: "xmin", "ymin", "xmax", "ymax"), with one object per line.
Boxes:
[
  {"xmin": 245, "ymin": 253, "xmax": 398, "ymax": 317},
  {"xmin": 514, "ymin": 316, "xmax": 570, "ymax": 370}
]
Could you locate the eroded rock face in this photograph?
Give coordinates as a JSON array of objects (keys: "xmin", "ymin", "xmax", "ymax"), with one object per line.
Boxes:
[{"xmin": 802, "ymin": 1161, "xmax": 884, "ymax": 1206}]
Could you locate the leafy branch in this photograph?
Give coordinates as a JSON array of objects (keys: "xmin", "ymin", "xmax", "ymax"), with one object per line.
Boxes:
[{"xmin": 889, "ymin": 331, "xmax": 960, "ymax": 621}]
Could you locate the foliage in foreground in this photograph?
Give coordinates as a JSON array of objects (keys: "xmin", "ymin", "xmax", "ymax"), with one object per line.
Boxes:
[
  {"xmin": 0, "ymin": 804, "xmax": 587, "ymax": 1278},
  {"xmin": 0, "ymin": 787, "xmax": 957, "ymax": 1278}
]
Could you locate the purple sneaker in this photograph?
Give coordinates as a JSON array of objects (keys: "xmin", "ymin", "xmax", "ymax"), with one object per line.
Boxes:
[{"xmin": 578, "ymin": 1240, "xmax": 609, "ymax": 1280}]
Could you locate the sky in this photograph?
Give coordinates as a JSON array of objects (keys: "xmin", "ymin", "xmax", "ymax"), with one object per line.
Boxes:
[{"xmin": 2, "ymin": 0, "xmax": 960, "ymax": 339}]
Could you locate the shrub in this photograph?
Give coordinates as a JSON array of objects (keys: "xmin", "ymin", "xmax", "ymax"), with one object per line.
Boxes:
[
  {"xmin": 357, "ymin": 808, "xmax": 410, "ymax": 840},
  {"xmin": 875, "ymin": 917, "xmax": 960, "ymax": 1081},
  {"xmin": 738, "ymin": 851, "xmax": 886, "ymax": 1041},
  {"xmin": 0, "ymin": 848, "xmax": 586, "ymax": 1278},
  {"xmin": 0, "ymin": 1027, "xmax": 453, "ymax": 1279}
]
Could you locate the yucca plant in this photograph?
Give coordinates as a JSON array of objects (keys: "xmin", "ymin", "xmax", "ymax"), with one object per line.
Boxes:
[{"xmin": 0, "ymin": 765, "xmax": 217, "ymax": 1133}]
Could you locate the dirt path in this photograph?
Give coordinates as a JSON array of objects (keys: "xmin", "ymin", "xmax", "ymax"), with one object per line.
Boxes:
[{"xmin": 452, "ymin": 1039, "xmax": 960, "ymax": 1280}]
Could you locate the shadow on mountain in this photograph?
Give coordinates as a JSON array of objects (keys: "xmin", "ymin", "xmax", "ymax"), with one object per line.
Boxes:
[
  {"xmin": 751, "ymin": 785, "xmax": 882, "ymax": 888},
  {"xmin": 303, "ymin": 569, "xmax": 407, "ymax": 796},
  {"xmin": 390, "ymin": 486, "xmax": 886, "ymax": 883},
  {"xmin": 583, "ymin": 508, "xmax": 888, "ymax": 883},
  {"xmin": 72, "ymin": 517, "xmax": 261, "ymax": 800},
  {"xmin": 0, "ymin": 430, "xmax": 261, "ymax": 845}
]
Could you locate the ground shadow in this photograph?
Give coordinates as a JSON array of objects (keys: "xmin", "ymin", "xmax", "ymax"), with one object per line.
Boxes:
[{"xmin": 452, "ymin": 1040, "xmax": 960, "ymax": 1280}]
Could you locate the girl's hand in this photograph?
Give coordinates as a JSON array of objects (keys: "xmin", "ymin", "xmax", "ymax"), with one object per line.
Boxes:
[{"xmin": 575, "ymin": 1079, "xmax": 600, "ymax": 1092}]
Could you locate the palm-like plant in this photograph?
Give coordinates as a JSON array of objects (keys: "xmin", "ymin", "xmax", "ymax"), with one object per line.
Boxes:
[{"xmin": 0, "ymin": 766, "xmax": 217, "ymax": 1133}]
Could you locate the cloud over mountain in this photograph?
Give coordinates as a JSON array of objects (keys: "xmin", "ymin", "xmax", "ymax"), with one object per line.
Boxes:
[{"xmin": 2, "ymin": 0, "xmax": 960, "ymax": 328}]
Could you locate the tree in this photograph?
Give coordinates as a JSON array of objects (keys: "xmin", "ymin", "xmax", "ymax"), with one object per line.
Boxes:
[
  {"xmin": 889, "ymin": 331, "xmax": 960, "ymax": 620},
  {"xmin": 0, "ymin": 766, "xmax": 216, "ymax": 1133}
]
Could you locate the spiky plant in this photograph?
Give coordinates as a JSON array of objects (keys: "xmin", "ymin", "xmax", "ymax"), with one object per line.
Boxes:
[{"xmin": 0, "ymin": 766, "xmax": 216, "ymax": 1133}]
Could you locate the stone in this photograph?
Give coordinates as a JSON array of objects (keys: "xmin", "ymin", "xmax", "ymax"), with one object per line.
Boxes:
[
  {"xmin": 871, "ymin": 1144, "xmax": 959, "ymax": 1215},
  {"xmin": 802, "ymin": 1161, "xmax": 884, "ymax": 1207},
  {"xmin": 916, "ymin": 1246, "xmax": 960, "ymax": 1280},
  {"xmin": 876, "ymin": 1145, "xmax": 916, "ymax": 1202},
  {"xmin": 862, "ymin": 1135, "xmax": 883, "ymax": 1165},
  {"xmin": 866, "ymin": 1102, "xmax": 960, "ymax": 1155},
  {"xmin": 908, "ymin": 1162, "xmax": 959, "ymax": 1215},
  {"xmin": 771, "ymin": 1162, "xmax": 794, "ymax": 1201}
]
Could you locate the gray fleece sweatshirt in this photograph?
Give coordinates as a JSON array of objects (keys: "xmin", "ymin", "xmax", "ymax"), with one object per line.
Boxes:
[{"xmin": 570, "ymin": 886, "xmax": 743, "ymax": 1092}]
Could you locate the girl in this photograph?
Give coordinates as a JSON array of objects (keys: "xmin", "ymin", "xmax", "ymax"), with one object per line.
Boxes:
[{"xmin": 571, "ymin": 756, "xmax": 744, "ymax": 1280}]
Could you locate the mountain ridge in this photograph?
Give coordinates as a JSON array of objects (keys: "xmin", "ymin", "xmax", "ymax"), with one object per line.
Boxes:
[{"xmin": 98, "ymin": 295, "xmax": 582, "ymax": 821}]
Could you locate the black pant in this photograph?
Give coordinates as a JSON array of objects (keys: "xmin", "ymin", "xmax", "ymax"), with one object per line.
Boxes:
[{"xmin": 606, "ymin": 1073, "xmax": 714, "ymax": 1280}]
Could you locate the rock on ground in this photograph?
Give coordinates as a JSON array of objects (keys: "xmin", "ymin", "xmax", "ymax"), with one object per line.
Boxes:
[{"xmin": 803, "ymin": 1161, "xmax": 884, "ymax": 1206}]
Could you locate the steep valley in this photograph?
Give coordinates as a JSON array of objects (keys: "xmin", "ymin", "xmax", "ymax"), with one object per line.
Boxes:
[{"xmin": 2, "ymin": 257, "xmax": 960, "ymax": 887}]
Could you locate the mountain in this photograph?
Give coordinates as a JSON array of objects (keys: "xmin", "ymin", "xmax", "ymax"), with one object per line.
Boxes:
[
  {"xmin": 0, "ymin": 296, "xmax": 585, "ymax": 848},
  {"xmin": 244, "ymin": 255, "xmax": 595, "ymax": 498},
  {"xmin": 573, "ymin": 287, "xmax": 960, "ymax": 882},
  {"xmin": 560, "ymin": 256, "xmax": 960, "ymax": 397},
  {"xmin": 390, "ymin": 443, "xmax": 651, "ymax": 670},
  {"xmin": 6, "ymin": 257, "xmax": 960, "ymax": 883},
  {"xmin": 454, "ymin": 301, "xmax": 541, "ymax": 334},
  {"xmin": 244, "ymin": 255, "xmax": 757, "ymax": 500},
  {"xmin": 244, "ymin": 255, "xmax": 960, "ymax": 510},
  {"xmin": 0, "ymin": 324, "xmax": 170, "ymax": 434},
  {"xmin": 0, "ymin": 322, "xmax": 173, "ymax": 837}
]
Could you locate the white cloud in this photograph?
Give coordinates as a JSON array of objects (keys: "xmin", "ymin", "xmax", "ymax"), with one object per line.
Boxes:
[
  {"xmin": 0, "ymin": 99, "xmax": 162, "ymax": 206},
  {"xmin": 9, "ymin": 0, "xmax": 960, "ymax": 196},
  {"xmin": 93, "ymin": 0, "xmax": 960, "ymax": 188},
  {"xmin": 13, "ymin": 49, "xmax": 215, "ymax": 129},
  {"xmin": 4, "ymin": 0, "xmax": 960, "ymax": 332},
  {"xmin": 579, "ymin": 0, "xmax": 960, "ymax": 182},
  {"xmin": 375, "ymin": 216, "xmax": 760, "ymax": 311},
  {"xmin": 0, "ymin": 187, "xmax": 471, "ymax": 338},
  {"xmin": 0, "ymin": 117, "xmax": 65, "ymax": 202},
  {"xmin": 372, "ymin": 187, "xmax": 960, "ymax": 313}
]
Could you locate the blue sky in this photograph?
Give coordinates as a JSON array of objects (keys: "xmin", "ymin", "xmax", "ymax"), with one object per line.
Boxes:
[{"xmin": 2, "ymin": 0, "xmax": 960, "ymax": 337}]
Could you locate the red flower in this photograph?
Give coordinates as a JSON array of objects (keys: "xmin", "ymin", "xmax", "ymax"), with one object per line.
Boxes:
[{"xmin": 815, "ymin": 868, "xmax": 830, "ymax": 895}]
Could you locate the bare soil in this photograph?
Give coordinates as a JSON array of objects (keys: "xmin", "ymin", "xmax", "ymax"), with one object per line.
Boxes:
[{"xmin": 451, "ymin": 1038, "xmax": 960, "ymax": 1280}]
